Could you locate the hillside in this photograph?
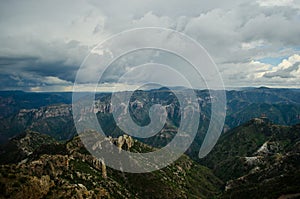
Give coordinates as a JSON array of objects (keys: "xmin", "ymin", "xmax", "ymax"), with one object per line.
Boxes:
[
  {"xmin": 202, "ymin": 118, "xmax": 300, "ymax": 198},
  {"xmin": 0, "ymin": 131, "xmax": 223, "ymax": 199}
]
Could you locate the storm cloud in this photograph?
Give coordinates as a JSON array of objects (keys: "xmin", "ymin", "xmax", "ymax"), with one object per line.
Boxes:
[{"xmin": 0, "ymin": 0, "xmax": 300, "ymax": 91}]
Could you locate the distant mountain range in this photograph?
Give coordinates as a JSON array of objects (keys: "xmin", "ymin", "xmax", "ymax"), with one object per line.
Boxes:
[
  {"xmin": 0, "ymin": 88, "xmax": 300, "ymax": 152},
  {"xmin": 0, "ymin": 91, "xmax": 72, "ymax": 119}
]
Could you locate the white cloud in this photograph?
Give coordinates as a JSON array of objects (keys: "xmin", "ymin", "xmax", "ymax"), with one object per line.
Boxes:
[
  {"xmin": 263, "ymin": 54, "xmax": 300, "ymax": 78},
  {"xmin": 221, "ymin": 54, "xmax": 300, "ymax": 88},
  {"xmin": 241, "ymin": 40, "xmax": 265, "ymax": 50},
  {"xmin": 257, "ymin": 0, "xmax": 296, "ymax": 7},
  {"xmin": 277, "ymin": 54, "xmax": 300, "ymax": 70},
  {"xmin": 43, "ymin": 76, "xmax": 72, "ymax": 85}
]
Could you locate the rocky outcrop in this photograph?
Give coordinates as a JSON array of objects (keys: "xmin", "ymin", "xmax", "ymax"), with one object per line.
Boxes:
[
  {"xmin": 101, "ymin": 159, "xmax": 107, "ymax": 179},
  {"xmin": 115, "ymin": 135, "xmax": 134, "ymax": 152}
]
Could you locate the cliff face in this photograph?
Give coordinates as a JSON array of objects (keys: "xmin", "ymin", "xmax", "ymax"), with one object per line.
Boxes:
[
  {"xmin": 0, "ymin": 104, "xmax": 76, "ymax": 141},
  {"xmin": 0, "ymin": 132, "xmax": 223, "ymax": 199}
]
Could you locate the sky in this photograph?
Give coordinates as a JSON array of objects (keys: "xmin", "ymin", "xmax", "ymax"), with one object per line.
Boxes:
[{"xmin": 0, "ymin": 0, "xmax": 300, "ymax": 91}]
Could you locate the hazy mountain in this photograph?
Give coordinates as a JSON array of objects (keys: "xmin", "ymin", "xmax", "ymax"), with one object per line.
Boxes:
[{"xmin": 0, "ymin": 91, "xmax": 72, "ymax": 119}]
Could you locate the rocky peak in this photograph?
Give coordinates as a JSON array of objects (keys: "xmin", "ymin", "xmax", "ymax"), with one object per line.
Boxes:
[{"xmin": 115, "ymin": 134, "xmax": 134, "ymax": 152}]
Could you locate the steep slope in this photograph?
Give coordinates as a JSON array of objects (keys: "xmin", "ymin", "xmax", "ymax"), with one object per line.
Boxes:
[
  {"xmin": 0, "ymin": 132, "xmax": 223, "ymax": 199},
  {"xmin": 0, "ymin": 130, "xmax": 58, "ymax": 164},
  {"xmin": 202, "ymin": 118, "xmax": 300, "ymax": 198}
]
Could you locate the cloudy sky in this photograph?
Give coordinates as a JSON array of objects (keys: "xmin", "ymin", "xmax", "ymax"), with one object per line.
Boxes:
[{"xmin": 1, "ymin": 0, "xmax": 300, "ymax": 91}]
